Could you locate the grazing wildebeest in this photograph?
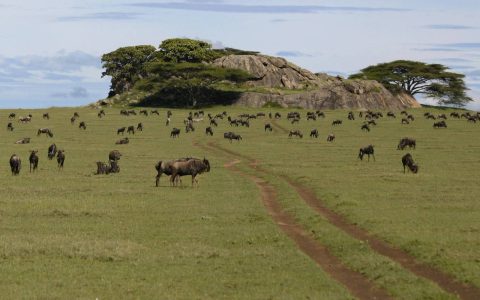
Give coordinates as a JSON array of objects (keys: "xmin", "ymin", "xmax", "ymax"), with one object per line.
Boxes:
[
  {"xmin": 450, "ymin": 112, "xmax": 460, "ymax": 118},
  {"xmin": 170, "ymin": 128, "xmax": 180, "ymax": 138},
  {"xmin": 361, "ymin": 124, "xmax": 370, "ymax": 132},
  {"xmin": 57, "ymin": 150, "xmax": 65, "ymax": 169},
  {"xmin": 327, "ymin": 133, "xmax": 335, "ymax": 142},
  {"xmin": 367, "ymin": 120, "xmax": 377, "ymax": 126},
  {"xmin": 8, "ymin": 113, "xmax": 16, "ymax": 119},
  {"xmin": 274, "ymin": 112, "xmax": 281, "ymax": 119},
  {"xmin": 15, "ymin": 138, "xmax": 30, "ymax": 144},
  {"xmin": 186, "ymin": 123, "xmax": 195, "ymax": 133},
  {"xmin": 224, "ymin": 132, "xmax": 242, "ymax": 142},
  {"xmin": 307, "ymin": 114, "xmax": 317, "ymax": 121},
  {"xmin": 401, "ymin": 110, "xmax": 408, "ymax": 116},
  {"xmin": 48, "ymin": 143, "xmax": 57, "ymax": 160},
  {"xmin": 9, "ymin": 154, "xmax": 21, "ymax": 175},
  {"xmin": 29, "ymin": 150, "xmax": 39, "ymax": 172},
  {"xmin": 397, "ymin": 138, "xmax": 416, "ymax": 150},
  {"xmin": 264, "ymin": 123, "xmax": 273, "ymax": 132},
  {"xmin": 291, "ymin": 118, "xmax": 300, "ymax": 124},
  {"xmin": 316, "ymin": 111, "xmax": 325, "ymax": 118},
  {"xmin": 43, "ymin": 113, "xmax": 50, "ymax": 120},
  {"xmin": 37, "ymin": 128, "xmax": 54, "ymax": 137},
  {"xmin": 332, "ymin": 119, "xmax": 342, "ymax": 126},
  {"xmin": 127, "ymin": 126, "xmax": 135, "ymax": 134},
  {"xmin": 401, "ymin": 118, "xmax": 410, "ymax": 124},
  {"xmin": 387, "ymin": 112, "xmax": 396, "ymax": 118},
  {"xmin": 155, "ymin": 157, "xmax": 194, "ymax": 186},
  {"xmin": 115, "ymin": 137, "xmax": 129, "ymax": 144},
  {"xmin": 210, "ymin": 119, "xmax": 218, "ymax": 127},
  {"xmin": 137, "ymin": 123, "xmax": 143, "ymax": 131},
  {"xmin": 120, "ymin": 109, "xmax": 129, "ymax": 116},
  {"xmin": 433, "ymin": 121, "xmax": 447, "ymax": 128},
  {"xmin": 109, "ymin": 150, "xmax": 122, "ymax": 162},
  {"xmin": 402, "ymin": 153, "xmax": 418, "ymax": 174},
  {"xmin": 205, "ymin": 126, "xmax": 214, "ymax": 136},
  {"xmin": 170, "ymin": 158, "xmax": 211, "ymax": 187},
  {"xmin": 19, "ymin": 116, "xmax": 32, "ymax": 123},
  {"xmin": 358, "ymin": 145, "xmax": 375, "ymax": 161},
  {"xmin": 427, "ymin": 115, "xmax": 436, "ymax": 120},
  {"xmin": 310, "ymin": 129, "xmax": 319, "ymax": 138},
  {"xmin": 140, "ymin": 110, "xmax": 148, "ymax": 116},
  {"xmin": 128, "ymin": 110, "xmax": 136, "ymax": 115},
  {"xmin": 117, "ymin": 127, "xmax": 126, "ymax": 135},
  {"xmin": 74, "ymin": 112, "xmax": 80, "ymax": 118},
  {"xmin": 438, "ymin": 114, "xmax": 447, "ymax": 120},
  {"xmin": 288, "ymin": 130, "xmax": 303, "ymax": 138},
  {"xmin": 151, "ymin": 110, "xmax": 159, "ymax": 115},
  {"xmin": 467, "ymin": 117, "xmax": 477, "ymax": 123},
  {"xmin": 79, "ymin": 122, "xmax": 86, "ymax": 130},
  {"xmin": 407, "ymin": 115, "xmax": 415, "ymax": 121},
  {"xmin": 7, "ymin": 122, "xmax": 14, "ymax": 131}
]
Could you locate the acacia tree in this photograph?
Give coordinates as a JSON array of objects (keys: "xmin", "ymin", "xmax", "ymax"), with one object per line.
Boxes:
[
  {"xmin": 101, "ymin": 45, "xmax": 157, "ymax": 96},
  {"xmin": 158, "ymin": 38, "xmax": 220, "ymax": 63},
  {"xmin": 349, "ymin": 60, "xmax": 472, "ymax": 106}
]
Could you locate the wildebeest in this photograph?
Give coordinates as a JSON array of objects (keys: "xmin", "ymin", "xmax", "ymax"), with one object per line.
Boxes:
[
  {"xmin": 438, "ymin": 114, "xmax": 447, "ymax": 120},
  {"xmin": 19, "ymin": 116, "xmax": 32, "ymax": 123},
  {"xmin": 57, "ymin": 150, "xmax": 65, "ymax": 169},
  {"xmin": 96, "ymin": 160, "xmax": 120, "ymax": 175},
  {"xmin": 397, "ymin": 138, "xmax": 416, "ymax": 150},
  {"xmin": 307, "ymin": 114, "xmax": 317, "ymax": 121},
  {"xmin": 79, "ymin": 122, "xmax": 86, "ymax": 130},
  {"xmin": 332, "ymin": 119, "xmax": 342, "ymax": 126},
  {"xmin": 401, "ymin": 118, "xmax": 410, "ymax": 125},
  {"xmin": 127, "ymin": 126, "xmax": 135, "ymax": 134},
  {"xmin": 348, "ymin": 112, "xmax": 355, "ymax": 120},
  {"xmin": 109, "ymin": 150, "xmax": 122, "ymax": 162},
  {"xmin": 170, "ymin": 158, "xmax": 211, "ymax": 187},
  {"xmin": 29, "ymin": 150, "xmax": 39, "ymax": 172},
  {"xmin": 117, "ymin": 127, "xmax": 126, "ymax": 135},
  {"xmin": 8, "ymin": 113, "xmax": 16, "ymax": 119},
  {"xmin": 367, "ymin": 120, "xmax": 377, "ymax": 126},
  {"xmin": 310, "ymin": 129, "xmax": 319, "ymax": 138},
  {"xmin": 407, "ymin": 115, "xmax": 415, "ymax": 121},
  {"xmin": 205, "ymin": 126, "xmax": 214, "ymax": 136},
  {"xmin": 264, "ymin": 123, "xmax": 273, "ymax": 132},
  {"xmin": 140, "ymin": 109, "xmax": 148, "ymax": 116},
  {"xmin": 185, "ymin": 122, "xmax": 195, "ymax": 133},
  {"xmin": 9, "ymin": 154, "xmax": 21, "ymax": 175},
  {"xmin": 402, "ymin": 153, "xmax": 418, "ymax": 174},
  {"xmin": 427, "ymin": 115, "xmax": 436, "ymax": 120},
  {"xmin": 288, "ymin": 130, "xmax": 303, "ymax": 138},
  {"xmin": 48, "ymin": 143, "xmax": 57, "ymax": 160},
  {"xmin": 37, "ymin": 128, "xmax": 53, "ymax": 137},
  {"xmin": 115, "ymin": 137, "xmax": 129, "ymax": 144},
  {"xmin": 155, "ymin": 157, "xmax": 194, "ymax": 186},
  {"xmin": 224, "ymin": 132, "xmax": 242, "ymax": 142},
  {"xmin": 151, "ymin": 110, "xmax": 159, "ymax": 115},
  {"xmin": 467, "ymin": 116, "xmax": 477, "ymax": 123},
  {"xmin": 361, "ymin": 124, "xmax": 370, "ymax": 132},
  {"xmin": 170, "ymin": 128, "xmax": 180, "ymax": 138},
  {"xmin": 358, "ymin": 145, "xmax": 375, "ymax": 161},
  {"xmin": 327, "ymin": 133, "xmax": 335, "ymax": 142},
  {"xmin": 450, "ymin": 112, "xmax": 460, "ymax": 118},
  {"xmin": 274, "ymin": 112, "xmax": 281, "ymax": 119},
  {"xmin": 401, "ymin": 110, "xmax": 408, "ymax": 116},
  {"xmin": 15, "ymin": 138, "xmax": 30, "ymax": 144},
  {"xmin": 7, "ymin": 122, "xmax": 14, "ymax": 131},
  {"xmin": 73, "ymin": 112, "xmax": 80, "ymax": 118},
  {"xmin": 43, "ymin": 113, "xmax": 50, "ymax": 120},
  {"xmin": 210, "ymin": 119, "xmax": 218, "ymax": 127},
  {"xmin": 433, "ymin": 121, "xmax": 447, "ymax": 128},
  {"xmin": 137, "ymin": 123, "xmax": 143, "ymax": 131},
  {"xmin": 70, "ymin": 116, "xmax": 76, "ymax": 124},
  {"xmin": 291, "ymin": 118, "xmax": 300, "ymax": 124},
  {"xmin": 387, "ymin": 112, "xmax": 396, "ymax": 118}
]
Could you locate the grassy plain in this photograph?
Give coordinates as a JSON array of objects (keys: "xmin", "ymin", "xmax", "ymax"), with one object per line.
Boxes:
[{"xmin": 0, "ymin": 105, "xmax": 478, "ymax": 299}]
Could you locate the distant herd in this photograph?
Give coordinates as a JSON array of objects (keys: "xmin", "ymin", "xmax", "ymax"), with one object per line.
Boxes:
[{"xmin": 4, "ymin": 107, "xmax": 480, "ymax": 184}]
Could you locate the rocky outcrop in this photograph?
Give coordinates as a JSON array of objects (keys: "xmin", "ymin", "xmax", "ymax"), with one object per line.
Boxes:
[{"xmin": 212, "ymin": 54, "xmax": 421, "ymax": 110}]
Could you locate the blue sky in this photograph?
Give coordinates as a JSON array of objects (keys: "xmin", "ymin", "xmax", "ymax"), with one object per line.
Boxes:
[{"xmin": 0, "ymin": 0, "xmax": 479, "ymax": 109}]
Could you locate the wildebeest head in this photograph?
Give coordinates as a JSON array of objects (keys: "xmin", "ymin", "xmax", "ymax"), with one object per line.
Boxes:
[
  {"xmin": 203, "ymin": 158, "xmax": 211, "ymax": 172},
  {"xmin": 411, "ymin": 164, "xmax": 419, "ymax": 174}
]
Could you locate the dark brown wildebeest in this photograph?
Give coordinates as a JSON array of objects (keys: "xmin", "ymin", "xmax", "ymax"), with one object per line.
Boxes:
[
  {"xmin": 57, "ymin": 150, "xmax": 65, "ymax": 169},
  {"xmin": 264, "ymin": 123, "xmax": 273, "ymax": 132},
  {"xmin": 205, "ymin": 126, "xmax": 214, "ymax": 136},
  {"xmin": 79, "ymin": 121, "xmax": 86, "ymax": 130},
  {"xmin": 127, "ymin": 126, "xmax": 135, "ymax": 134},
  {"xmin": 290, "ymin": 117, "xmax": 300, "ymax": 124},
  {"xmin": 109, "ymin": 150, "xmax": 122, "ymax": 162},
  {"xmin": 186, "ymin": 123, "xmax": 195, "ymax": 133},
  {"xmin": 137, "ymin": 123, "xmax": 143, "ymax": 131},
  {"xmin": 257, "ymin": 112, "xmax": 265, "ymax": 117},
  {"xmin": 332, "ymin": 119, "xmax": 342, "ymax": 126},
  {"xmin": 155, "ymin": 157, "xmax": 194, "ymax": 187},
  {"xmin": 9, "ymin": 154, "xmax": 21, "ymax": 175},
  {"xmin": 361, "ymin": 124, "xmax": 370, "ymax": 132},
  {"xmin": 151, "ymin": 110, "xmax": 159, "ymax": 115},
  {"xmin": 348, "ymin": 112, "xmax": 355, "ymax": 120},
  {"xmin": 310, "ymin": 129, "xmax": 319, "ymax": 138},
  {"xmin": 316, "ymin": 111, "xmax": 325, "ymax": 118},
  {"xmin": 307, "ymin": 114, "xmax": 317, "ymax": 121},
  {"xmin": 450, "ymin": 112, "xmax": 460, "ymax": 118},
  {"xmin": 327, "ymin": 133, "xmax": 335, "ymax": 142},
  {"xmin": 402, "ymin": 153, "xmax": 418, "ymax": 174},
  {"xmin": 407, "ymin": 115, "xmax": 415, "ymax": 121},
  {"xmin": 210, "ymin": 119, "xmax": 218, "ymax": 127},
  {"xmin": 387, "ymin": 112, "xmax": 396, "ymax": 118},
  {"xmin": 288, "ymin": 130, "xmax": 303, "ymax": 138},
  {"xmin": 427, "ymin": 115, "xmax": 436, "ymax": 120},
  {"xmin": 358, "ymin": 111, "xmax": 363, "ymax": 118},
  {"xmin": 115, "ymin": 137, "xmax": 129, "ymax": 144},
  {"xmin": 367, "ymin": 120, "xmax": 377, "ymax": 126},
  {"xmin": 37, "ymin": 128, "xmax": 54, "ymax": 137},
  {"xmin": 433, "ymin": 121, "xmax": 447, "ymax": 128},
  {"xmin": 19, "ymin": 116, "xmax": 32, "ymax": 123},
  {"xmin": 7, "ymin": 122, "xmax": 14, "ymax": 131},
  {"xmin": 48, "ymin": 143, "xmax": 57, "ymax": 160},
  {"xmin": 170, "ymin": 158, "xmax": 211, "ymax": 187},
  {"xmin": 274, "ymin": 112, "xmax": 281, "ymax": 119},
  {"xmin": 401, "ymin": 110, "xmax": 408, "ymax": 116},
  {"xmin": 15, "ymin": 138, "xmax": 30, "ymax": 144},
  {"xmin": 397, "ymin": 138, "xmax": 416, "ymax": 150},
  {"xmin": 96, "ymin": 160, "xmax": 120, "ymax": 175},
  {"xmin": 29, "ymin": 150, "xmax": 39, "ymax": 173},
  {"xmin": 140, "ymin": 110, "xmax": 148, "ymax": 116},
  {"xmin": 120, "ymin": 109, "xmax": 129, "ymax": 116},
  {"xmin": 117, "ymin": 127, "xmax": 126, "ymax": 135},
  {"xmin": 73, "ymin": 112, "xmax": 80, "ymax": 118},
  {"xmin": 224, "ymin": 132, "xmax": 242, "ymax": 142},
  {"xmin": 358, "ymin": 145, "xmax": 375, "ymax": 161},
  {"xmin": 467, "ymin": 117, "xmax": 477, "ymax": 123},
  {"xmin": 170, "ymin": 128, "xmax": 180, "ymax": 138},
  {"xmin": 438, "ymin": 114, "xmax": 447, "ymax": 120},
  {"xmin": 8, "ymin": 113, "xmax": 16, "ymax": 119},
  {"xmin": 401, "ymin": 118, "xmax": 410, "ymax": 124},
  {"xmin": 43, "ymin": 113, "xmax": 50, "ymax": 120},
  {"xmin": 70, "ymin": 116, "xmax": 76, "ymax": 124}
]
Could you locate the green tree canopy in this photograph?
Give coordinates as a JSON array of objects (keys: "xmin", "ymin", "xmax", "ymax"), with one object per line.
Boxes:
[
  {"xmin": 349, "ymin": 60, "xmax": 472, "ymax": 106},
  {"xmin": 101, "ymin": 45, "xmax": 157, "ymax": 96},
  {"xmin": 158, "ymin": 38, "xmax": 220, "ymax": 63}
]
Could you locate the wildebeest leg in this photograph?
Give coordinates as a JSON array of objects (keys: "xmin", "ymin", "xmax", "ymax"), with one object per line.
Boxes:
[
  {"xmin": 155, "ymin": 174, "xmax": 161, "ymax": 187},
  {"xmin": 372, "ymin": 154, "xmax": 375, "ymax": 162}
]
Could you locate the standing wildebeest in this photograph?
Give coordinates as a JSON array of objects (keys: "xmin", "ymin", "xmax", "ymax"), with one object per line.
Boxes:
[
  {"xmin": 127, "ymin": 126, "xmax": 135, "ymax": 134},
  {"xmin": 8, "ymin": 113, "xmax": 16, "ymax": 119},
  {"xmin": 433, "ymin": 121, "xmax": 447, "ymax": 128},
  {"xmin": 264, "ymin": 123, "xmax": 273, "ymax": 132},
  {"xmin": 327, "ymin": 133, "xmax": 335, "ymax": 142},
  {"xmin": 387, "ymin": 112, "xmax": 396, "ymax": 118},
  {"xmin": 401, "ymin": 110, "xmax": 408, "ymax": 116},
  {"xmin": 9, "ymin": 154, "xmax": 21, "ymax": 175},
  {"xmin": 402, "ymin": 153, "xmax": 418, "ymax": 174},
  {"xmin": 288, "ymin": 130, "xmax": 303, "ymax": 138},
  {"xmin": 407, "ymin": 115, "xmax": 415, "ymax": 121},
  {"xmin": 274, "ymin": 112, "xmax": 281, "ymax": 119},
  {"xmin": 116, "ymin": 137, "xmax": 129, "ymax": 144},
  {"xmin": 117, "ymin": 127, "xmax": 126, "ymax": 135},
  {"xmin": 19, "ymin": 116, "xmax": 32, "ymax": 123},
  {"xmin": 401, "ymin": 118, "xmax": 410, "ymax": 125},
  {"xmin": 310, "ymin": 129, "xmax": 319, "ymax": 138},
  {"xmin": 140, "ymin": 110, "xmax": 148, "ymax": 116},
  {"xmin": 348, "ymin": 112, "xmax": 355, "ymax": 120},
  {"xmin": 358, "ymin": 145, "xmax": 375, "ymax": 161},
  {"xmin": 361, "ymin": 124, "xmax": 370, "ymax": 132},
  {"xmin": 37, "ymin": 128, "xmax": 54, "ymax": 137},
  {"xmin": 155, "ymin": 157, "xmax": 194, "ymax": 186},
  {"xmin": 224, "ymin": 132, "xmax": 242, "ymax": 142},
  {"xmin": 48, "ymin": 143, "xmax": 57, "ymax": 160},
  {"xmin": 151, "ymin": 110, "xmax": 159, "ymax": 115},
  {"xmin": 367, "ymin": 120, "xmax": 377, "ymax": 126},
  {"xmin": 98, "ymin": 109, "xmax": 106, "ymax": 118},
  {"xmin": 186, "ymin": 123, "xmax": 195, "ymax": 133},
  {"xmin": 15, "ymin": 138, "xmax": 30, "ymax": 144},
  {"xmin": 43, "ymin": 113, "xmax": 50, "ymax": 120},
  {"xmin": 7, "ymin": 122, "xmax": 14, "ymax": 131},
  {"xmin": 73, "ymin": 112, "xmax": 80, "ymax": 118},
  {"xmin": 170, "ymin": 128, "xmax": 180, "ymax": 138},
  {"xmin": 210, "ymin": 119, "xmax": 218, "ymax": 127},
  {"xmin": 450, "ymin": 112, "xmax": 460, "ymax": 118},
  {"xmin": 70, "ymin": 116, "xmax": 77, "ymax": 124},
  {"xmin": 205, "ymin": 126, "xmax": 214, "ymax": 136},
  {"xmin": 29, "ymin": 150, "xmax": 39, "ymax": 172},
  {"xmin": 332, "ymin": 119, "xmax": 342, "ymax": 126},
  {"xmin": 397, "ymin": 138, "xmax": 416, "ymax": 150},
  {"xmin": 137, "ymin": 123, "xmax": 143, "ymax": 131},
  {"xmin": 109, "ymin": 150, "xmax": 122, "ymax": 162},
  {"xmin": 79, "ymin": 122, "xmax": 86, "ymax": 130},
  {"xmin": 170, "ymin": 158, "xmax": 211, "ymax": 187},
  {"xmin": 57, "ymin": 150, "xmax": 65, "ymax": 169}
]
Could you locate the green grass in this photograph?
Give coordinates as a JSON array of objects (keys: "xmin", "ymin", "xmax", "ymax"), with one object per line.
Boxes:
[{"xmin": 0, "ymin": 105, "xmax": 478, "ymax": 298}]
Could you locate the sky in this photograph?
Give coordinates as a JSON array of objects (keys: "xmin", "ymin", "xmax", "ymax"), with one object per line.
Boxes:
[{"xmin": 0, "ymin": 0, "xmax": 479, "ymax": 109}]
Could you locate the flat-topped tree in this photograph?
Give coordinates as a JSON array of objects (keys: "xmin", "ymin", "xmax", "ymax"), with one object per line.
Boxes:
[
  {"xmin": 350, "ymin": 60, "xmax": 472, "ymax": 107},
  {"xmin": 158, "ymin": 38, "xmax": 220, "ymax": 63}
]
